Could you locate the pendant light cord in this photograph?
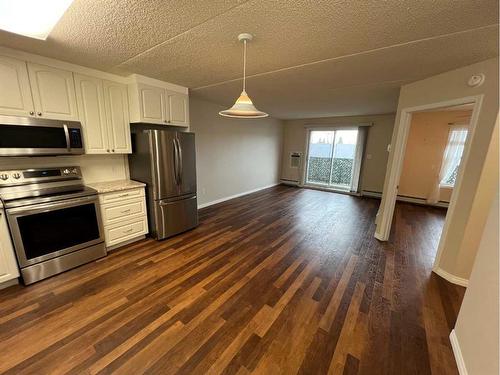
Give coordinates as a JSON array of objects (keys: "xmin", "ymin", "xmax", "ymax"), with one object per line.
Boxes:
[{"xmin": 243, "ymin": 40, "xmax": 247, "ymax": 92}]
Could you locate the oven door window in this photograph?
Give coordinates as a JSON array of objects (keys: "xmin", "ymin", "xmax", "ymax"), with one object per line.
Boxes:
[{"xmin": 16, "ymin": 203, "xmax": 100, "ymax": 260}]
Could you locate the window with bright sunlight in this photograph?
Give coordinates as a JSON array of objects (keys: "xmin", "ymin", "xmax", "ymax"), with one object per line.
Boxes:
[{"xmin": 440, "ymin": 127, "xmax": 468, "ymax": 187}]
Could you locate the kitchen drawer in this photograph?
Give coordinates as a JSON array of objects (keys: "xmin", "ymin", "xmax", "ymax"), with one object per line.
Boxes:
[
  {"xmin": 99, "ymin": 188, "xmax": 144, "ymax": 204},
  {"xmin": 101, "ymin": 198, "xmax": 146, "ymax": 225},
  {"xmin": 104, "ymin": 216, "xmax": 148, "ymax": 247}
]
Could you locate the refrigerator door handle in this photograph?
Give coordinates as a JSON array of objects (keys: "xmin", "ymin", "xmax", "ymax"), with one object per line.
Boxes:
[
  {"xmin": 176, "ymin": 137, "xmax": 183, "ymax": 185},
  {"xmin": 172, "ymin": 138, "xmax": 179, "ymax": 185}
]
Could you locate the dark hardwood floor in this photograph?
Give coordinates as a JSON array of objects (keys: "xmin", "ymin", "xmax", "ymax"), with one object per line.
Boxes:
[{"xmin": 0, "ymin": 185, "xmax": 465, "ymax": 374}]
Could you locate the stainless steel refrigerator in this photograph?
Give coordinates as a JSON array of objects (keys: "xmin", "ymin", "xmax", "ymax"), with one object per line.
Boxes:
[{"xmin": 128, "ymin": 129, "xmax": 198, "ymax": 239}]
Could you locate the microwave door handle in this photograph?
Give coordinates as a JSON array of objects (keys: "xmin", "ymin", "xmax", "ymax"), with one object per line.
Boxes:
[{"xmin": 63, "ymin": 124, "xmax": 71, "ymax": 151}]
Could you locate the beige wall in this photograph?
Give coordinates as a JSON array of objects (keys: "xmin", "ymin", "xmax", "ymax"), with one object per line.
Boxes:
[
  {"xmin": 189, "ymin": 96, "xmax": 284, "ymax": 207},
  {"xmin": 281, "ymin": 113, "xmax": 395, "ymax": 193},
  {"xmin": 0, "ymin": 155, "xmax": 128, "ymax": 183},
  {"xmin": 454, "ymin": 186, "xmax": 498, "ymax": 375},
  {"xmin": 399, "ymin": 110, "xmax": 471, "ymax": 203},
  {"xmin": 377, "ymin": 58, "xmax": 499, "ymax": 281}
]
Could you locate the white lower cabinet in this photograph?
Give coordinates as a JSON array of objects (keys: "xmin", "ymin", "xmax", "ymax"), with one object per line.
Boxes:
[
  {"xmin": 0, "ymin": 209, "xmax": 20, "ymax": 285},
  {"xmin": 97, "ymin": 187, "xmax": 148, "ymax": 248}
]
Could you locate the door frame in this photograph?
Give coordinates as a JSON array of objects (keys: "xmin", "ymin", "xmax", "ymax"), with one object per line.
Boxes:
[
  {"xmin": 302, "ymin": 126, "xmax": 361, "ymax": 190},
  {"xmin": 374, "ymin": 95, "xmax": 483, "ymax": 270}
]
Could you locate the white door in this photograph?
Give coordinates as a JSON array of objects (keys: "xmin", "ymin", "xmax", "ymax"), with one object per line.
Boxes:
[
  {"xmin": 27, "ymin": 63, "xmax": 79, "ymax": 121},
  {"xmin": 103, "ymin": 80, "xmax": 131, "ymax": 154},
  {"xmin": 0, "ymin": 55, "xmax": 35, "ymax": 117},
  {"xmin": 74, "ymin": 74, "xmax": 109, "ymax": 154},
  {"xmin": 138, "ymin": 83, "xmax": 166, "ymax": 123},
  {"xmin": 166, "ymin": 91, "xmax": 189, "ymax": 126},
  {"xmin": 0, "ymin": 210, "xmax": 20, "ymax": 284}
]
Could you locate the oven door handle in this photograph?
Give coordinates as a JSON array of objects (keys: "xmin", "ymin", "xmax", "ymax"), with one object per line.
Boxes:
[{"xmin": 6, "ymin": 195, "xmax": 98, "ymax": 215}]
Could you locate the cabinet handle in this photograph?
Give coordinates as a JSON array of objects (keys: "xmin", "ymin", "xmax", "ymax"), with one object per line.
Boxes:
[
  {"xmin": 112, "ymin": 149, "xmax": 115, "ymax": 152},
  {"xmin": 123, "ymin": 228, "xmax": 133, "ymax": 233},
  {"xmin": 121, "ymin": 209, "xmax": 131, "ymax": 214},
  {"xmin": 106, "ymin": 149, "xmax": 110, "ymax": 152},
  {"xmin": 29, "ymin": 111, "xmax": 34, "ymax": 116},
  {"xmin": 37, "ymin": 112, "xmax": 42, "ymax": 116},
  {"xmin": 117, "ymin": 193, "xmax": 129, "ymax": 198}
]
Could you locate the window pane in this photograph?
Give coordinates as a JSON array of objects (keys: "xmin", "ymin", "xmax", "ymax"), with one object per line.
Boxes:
[
  {"xmin": 307, "ymin": 131, "xmax": 334, "ymax": 185},
  {"xmin": 440, "ymin": 128, "xmax": 468, "ymax": 187},
  {"xmin": 331, "ymin": 130, "xmax": 358, "ymax": 187}
]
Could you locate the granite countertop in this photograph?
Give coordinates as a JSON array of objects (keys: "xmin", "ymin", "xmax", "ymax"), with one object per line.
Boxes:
[{"xmin": 86, "ymin": 179, "xmax": 146, "ymax": 194}]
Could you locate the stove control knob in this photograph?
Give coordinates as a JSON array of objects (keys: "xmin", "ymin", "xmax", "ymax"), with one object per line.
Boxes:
[
  {"xmin": 12, "ymin": 173, "xmax": 21, "ymax": 179},
  {"xmin": 0, "ymin": 173, "xmax": 8, "ymax": 181},
  {"xmin": 63, "ymin": 168, "xmax": 70, "ymax": 175},
  {"xmin": 71, "ymin": 168, "xmax": 78, "ymax": 174}
]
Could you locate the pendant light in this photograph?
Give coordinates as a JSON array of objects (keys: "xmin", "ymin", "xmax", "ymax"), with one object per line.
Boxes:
[{"xmin": 219, "ymin": 33, "xmax": 268, "ymax": 118}]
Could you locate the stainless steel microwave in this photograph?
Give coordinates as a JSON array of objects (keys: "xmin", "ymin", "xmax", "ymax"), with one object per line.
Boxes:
[{"xmin": 0, "ymin": 115, "xmax": 84, "ymax": 156}]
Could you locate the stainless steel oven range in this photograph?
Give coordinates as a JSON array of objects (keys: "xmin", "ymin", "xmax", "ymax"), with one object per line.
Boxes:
[{"xmin": 0, "ymin": 167, "xmax": 106, "ymax": 285}]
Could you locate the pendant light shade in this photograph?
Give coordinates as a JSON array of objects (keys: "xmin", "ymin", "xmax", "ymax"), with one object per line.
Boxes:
[
  {"xmin": 219, "ymin": 90, "xmax": 268, "ymax": 118},
  {"xmin": 219, "ymin": 33, "xmax": 268, "ymax": 119}
]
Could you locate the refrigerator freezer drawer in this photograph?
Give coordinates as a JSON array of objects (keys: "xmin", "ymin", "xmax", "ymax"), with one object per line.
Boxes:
[{"xmin": 154, "ymin": 195, "xmax": 198, "ymax": 239}]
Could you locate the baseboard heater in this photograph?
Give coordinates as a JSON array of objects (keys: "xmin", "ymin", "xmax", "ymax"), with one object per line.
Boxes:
[
  {"xmin": 280, "ymin": 179, "xmax": 299, "ymax": 186},
  {"xmin": 361, "ymin": 190, "xmax": 449, "ymax": 208}
]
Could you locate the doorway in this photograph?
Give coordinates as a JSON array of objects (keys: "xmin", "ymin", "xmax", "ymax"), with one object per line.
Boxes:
[
  {"xmin": 304, "ymin": 129, "xmax": 361, "ymax": 192},
  {"xmin": 375, "ymin": 96, "xmax": 482, "ymax": 285}
]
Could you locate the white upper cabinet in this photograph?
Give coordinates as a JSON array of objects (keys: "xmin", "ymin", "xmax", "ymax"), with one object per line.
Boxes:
[
  {"xmin": 138, "ymin": 83, "xmax": 166, "ymax": 123},
  {"xmin": 0, "ymin": 55, "xmax": 35, "ymax": 117},
  {"xmin": 74, "ymin": 74, "xmax": 109, "ymax": 153},
  {"xmin": 167, "ymin": 90, "xmax": 189, "ymax": 126},
  {"xmin": 128, "ymin": 75, "xmax": 189, "ymax": 127},
  {"xmin": 103, "ymin": 80, "xmax": 131, "ymax": 154},
  {"xmin": 27, "ymin": 63, "xmax": 79, "ymax": 121}
]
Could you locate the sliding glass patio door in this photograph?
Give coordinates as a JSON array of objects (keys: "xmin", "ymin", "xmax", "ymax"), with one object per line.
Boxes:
[{"xmin": 305, "ymin": 129, "xmax": 361, "ymax": 191}]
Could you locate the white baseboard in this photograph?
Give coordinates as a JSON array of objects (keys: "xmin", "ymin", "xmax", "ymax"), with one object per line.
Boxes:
[
  {"xmin": 197, "ymin": 183, "xmax": 280, "ymax": 209},
  {"xmin": 433, "ymin": 267, "xmax": 469, "ymax": 287},
  {"xmin": 450, "ymin": 329, "xmax": 468, "ymax": 375}
]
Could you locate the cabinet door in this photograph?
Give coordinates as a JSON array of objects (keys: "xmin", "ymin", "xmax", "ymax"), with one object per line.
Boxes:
[
  {"xmin": 138, "ymin": 83, "xmax": 166, "ymax": 123},
  {"xmin": 166, "ymin": 91, "xmax": 189, "ymax": 126},
  {"xmin": 0, "ymin": 55, "xmax": 34, "ymax": 117},
  {"xmin": 74, "ymin": 74, "xmax": 109, "ymax": 154},
  {"xmin": 0, "ymin": 210, "xmax": 20, "ymax": 284},
  {"xmin": 103, "ymin": 80, "xmax": 131, "ymax": 154},
  {"xmin": 27, "ymin": 63, "xmax": 79, "ymax": 121}
]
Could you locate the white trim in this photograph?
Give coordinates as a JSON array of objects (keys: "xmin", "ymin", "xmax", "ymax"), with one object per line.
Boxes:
[
  {"xmin": 304, "ymin": 123, "xmax": 373, "ymax": 129},
  {"xmin": 128, "ymin": 74, "xmax": 188, "ymax": 94},
  {"xmin": 450, "ymin": 329, "xmax": 468, "ymax": 375},
  {"xmin": 106, "ymin": 235, "xmax": 146, "ymax": 252},
  {"xmin": 0, "ymin": 278, "xmax": 19, "ymax": 290},
  {"xmin": 0, "ymin": 45, "xmax": 129, "ymax": 84},
  {"xmin": 433, "ymin": 267, "xmax": 469, "ymax": 287},
  {"xmin": 375, "ymin": 95, "xmax": 483, "ymax": 244},
  {"xmin": 197, "ymin": 183, "xmax": 280, "ymax": 209}
]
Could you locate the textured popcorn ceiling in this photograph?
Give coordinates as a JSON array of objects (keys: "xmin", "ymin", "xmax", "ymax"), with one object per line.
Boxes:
[{"xmin": 0, "ymin": 0, "xmax": 497, "ymax": 119}]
